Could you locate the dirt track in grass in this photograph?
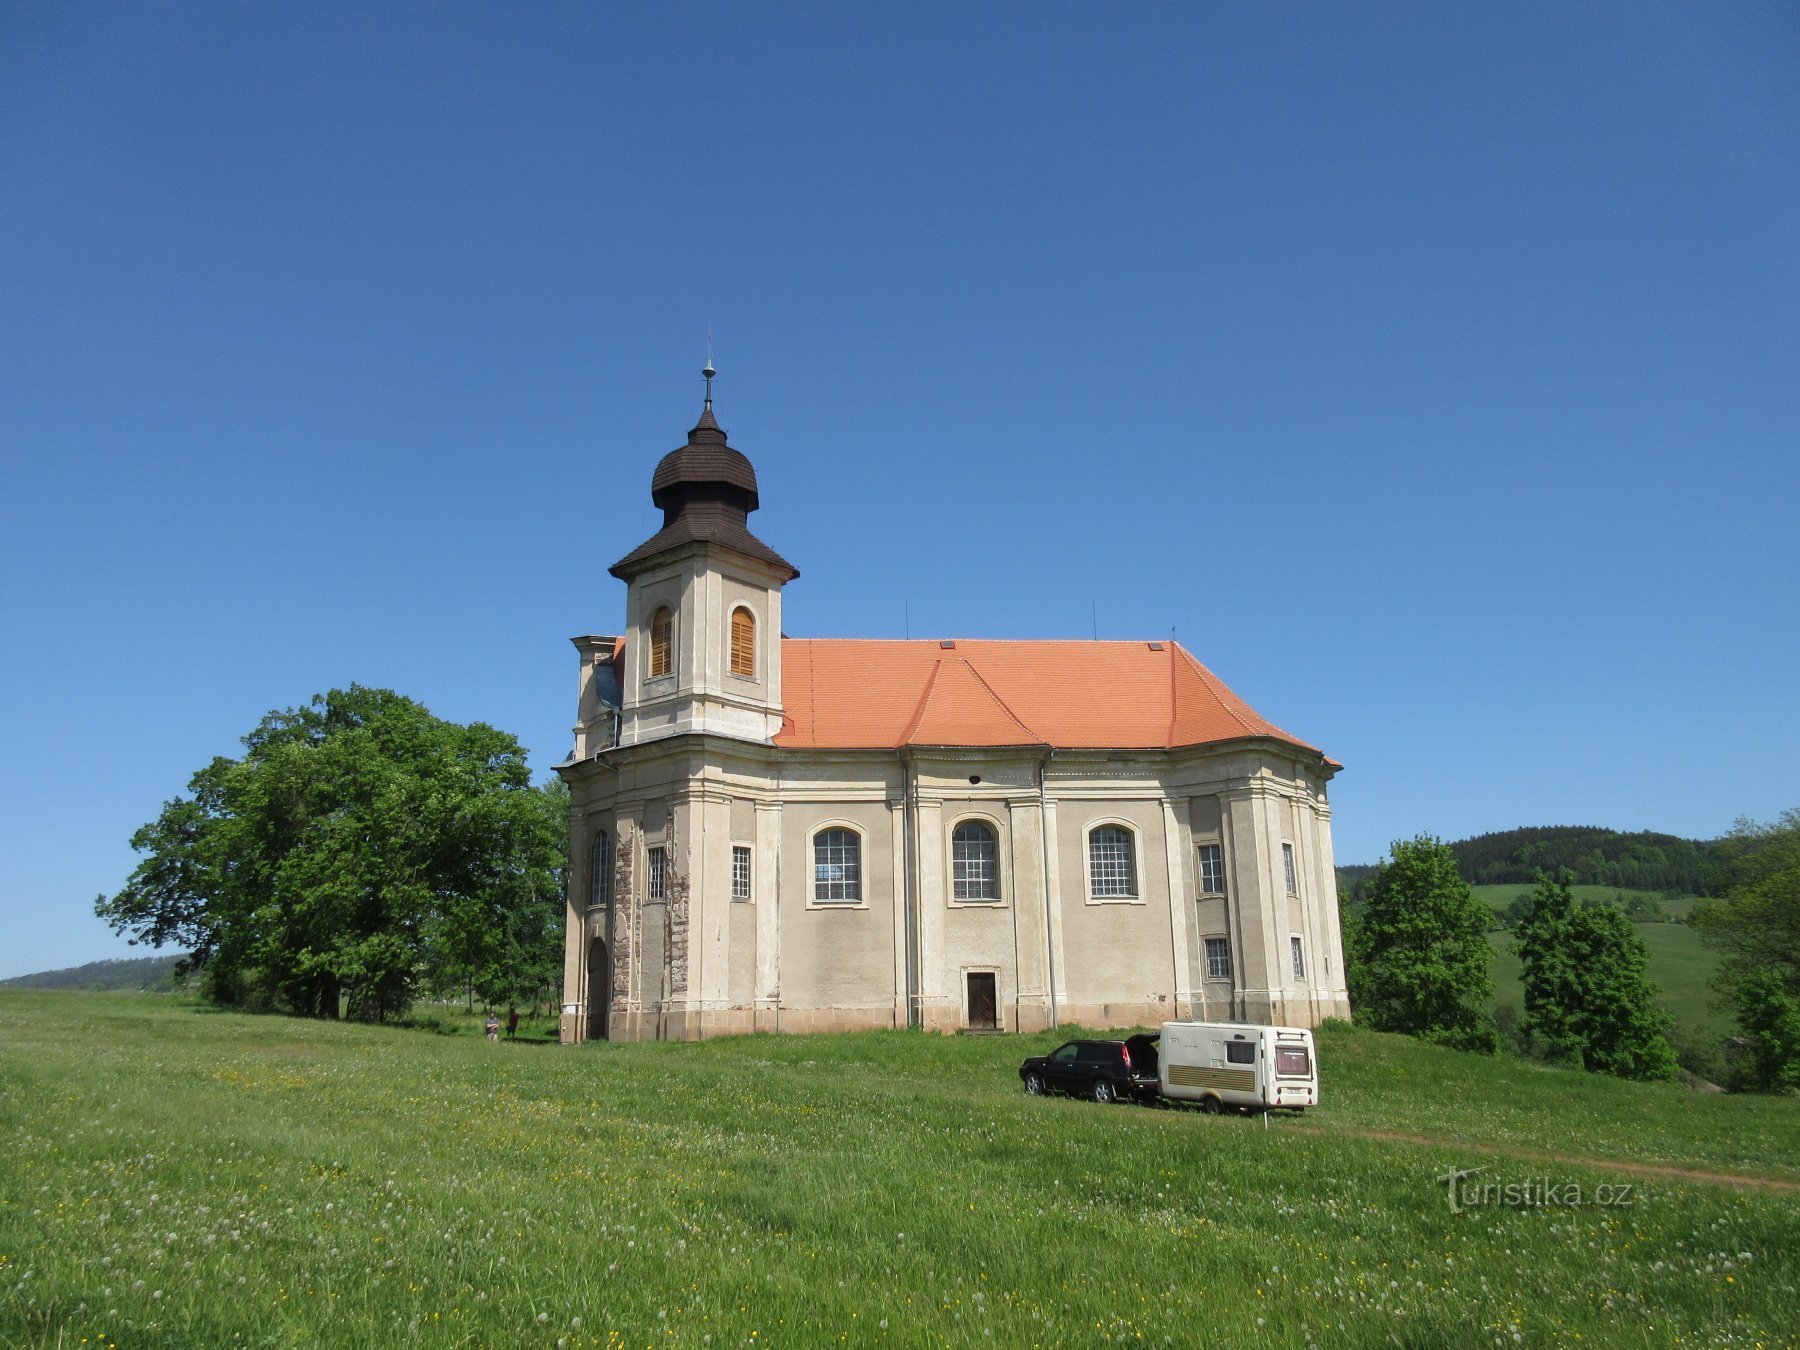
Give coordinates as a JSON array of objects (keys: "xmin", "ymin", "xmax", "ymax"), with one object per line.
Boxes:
[{"xmin": 1291, "ymin": 1120, "xmax": 1800, "ymax": 1193}]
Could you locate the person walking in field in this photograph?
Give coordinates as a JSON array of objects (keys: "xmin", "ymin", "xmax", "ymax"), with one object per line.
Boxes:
[
  {"xmin": 485, "ymin": 1012, "xmax": 499, "ymax": 1042},
  {"xmin": 506, "ymin": 1007, "xmax": 520, "ymax": 1040}
]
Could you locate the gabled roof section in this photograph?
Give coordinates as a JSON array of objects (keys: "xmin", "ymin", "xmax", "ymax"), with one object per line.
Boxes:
[
  {"xmin": 775, "ymin": 638, "xmax": 1326, "ymax": 758},
  {"xmin": 900, "ymin": 657, "xmax": 1044, "ymax": 747}
]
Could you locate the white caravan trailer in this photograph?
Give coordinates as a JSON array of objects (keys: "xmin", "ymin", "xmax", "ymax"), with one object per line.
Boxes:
[{"xmin": 1155, "ymin": 1021, "xmax": 1319, "ymax": 1113}]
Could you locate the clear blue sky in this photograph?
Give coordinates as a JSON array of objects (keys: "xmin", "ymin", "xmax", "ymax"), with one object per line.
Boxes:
[{"xmin": 3, "ymin": 2, "xmax": 1796, "ymax": 979}]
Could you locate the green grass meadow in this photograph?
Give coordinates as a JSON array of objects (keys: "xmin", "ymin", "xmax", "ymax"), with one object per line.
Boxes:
[{"xmin": 3, "ymin": 992, "xmax": 1797, "ymax": 1347}]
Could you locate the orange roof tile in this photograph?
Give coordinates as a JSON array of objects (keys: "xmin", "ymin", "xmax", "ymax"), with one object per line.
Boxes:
[{"xmin": 774, "ymin": 639, "xmax": 1322, "ymax": 755}]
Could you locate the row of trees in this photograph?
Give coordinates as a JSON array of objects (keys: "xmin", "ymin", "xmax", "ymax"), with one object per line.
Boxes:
[
  {"xmin": 97, "ymin": 687, "xmax": 569, "ymax": 1020},
  {"xmin": 1347, "ymin": 813, "xmax": 1800, "ymax": 1093},
  {"xmin": 1345, "ymin": 836, "xmax": 1675, "ymax": 1079}
]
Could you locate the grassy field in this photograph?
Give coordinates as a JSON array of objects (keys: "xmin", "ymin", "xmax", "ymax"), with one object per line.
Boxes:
[
  {"xmin": 1470, "ymin": 883, "xmax": 1694, "ymax": 918},
  {"xmin": 3, "ymin": 993, "xmax": 1797, "ymax": 1347}
]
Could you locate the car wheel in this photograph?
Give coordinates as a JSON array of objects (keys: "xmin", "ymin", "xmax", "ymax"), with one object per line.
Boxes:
[
  {"xmin": 1092, "ymin": 1079, "xmax": 1115, "ymax": 1105},
  {"xmin": 1024, "ymin": 1072, "xmax": 1045, "ymax": 1096},
  {"xmin": 1199, "ymin": 1095, "xmax": 1222, "ymax": 1115}
]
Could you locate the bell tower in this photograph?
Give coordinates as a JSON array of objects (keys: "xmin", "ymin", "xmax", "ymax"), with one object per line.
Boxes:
[{"xmin": 608, "ymin": 365, "xmax": 798, "ymax": 747}]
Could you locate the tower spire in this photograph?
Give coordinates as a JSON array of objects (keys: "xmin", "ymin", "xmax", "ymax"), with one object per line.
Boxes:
[{"xmin": 702, "ymin": 327, "xmax": 716, "ymax": 411}]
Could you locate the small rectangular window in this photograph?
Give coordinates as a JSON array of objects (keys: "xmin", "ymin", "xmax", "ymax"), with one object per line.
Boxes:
[
  {"xmin": 648, "ymin": 846, "xmax": 666, "ymax": 902},
  {"xmin": 1204, "ymin": 936, "xmax": 1232, "ymax": 981},
  {"xmin": 1226, "ymin": 1041, "xmax": 1255, "ymax": 1065},
  {"xmin": 1282, "ymin": 842, "xmax": 1298, "ymax": 896},
  {"xmin": 1276, "ymin": 1047, "xmax": 1312, "ymax": 1078},
  {"xmin": 732, "ymin": 846, "xmax": 752, "ymax": 901},
  {"xmin": 1291, "ymin": 935, "xmax": 1305, "ymax": 981},
  {"xmin": 1198, "ymin": 843, "xmax": 1225, "ymax": 896}
]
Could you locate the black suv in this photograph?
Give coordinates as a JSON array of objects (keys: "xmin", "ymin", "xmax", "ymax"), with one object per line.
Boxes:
[{"xmin": 1019, "ymin": 1035, "xmax": 1160, "ymax": 1104}]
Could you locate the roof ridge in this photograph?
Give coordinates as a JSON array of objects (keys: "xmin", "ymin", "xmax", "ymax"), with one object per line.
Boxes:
[
  {"xmin": 896, "ymin": 659, "xmax": 944, "ymax": 746},
  {"xmin": 1173, "ymin": 641, "xmax": 1256, "ymax": 738},
  {"xmin": 959, "ymin": 658, "xmax": 1045, "ymax": 744},
  {"xmin": 1164, "ymin": 641, "xmax": 1180, "ymax": 749}
]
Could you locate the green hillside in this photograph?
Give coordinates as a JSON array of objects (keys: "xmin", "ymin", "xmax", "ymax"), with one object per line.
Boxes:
[
  {"xmin": 0, "ymin": 953, "xmax": 188, "ymax": 992},
  {"xmin": 2, "ymin": 991, "xmax": 1796, "ymax": 1347}
]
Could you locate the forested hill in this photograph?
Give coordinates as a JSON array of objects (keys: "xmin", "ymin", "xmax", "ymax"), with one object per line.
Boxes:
[
  {"xmin": 1450, "ymin": 826, "xmax": 1710, "ymax": 890},
  {"xmin": 1339, "ymin": 826, "xmax": 1714, "ymax": 894},
  {"xmin": 0, "ymin": 954, "xmax": 188, "ymax": 992}
]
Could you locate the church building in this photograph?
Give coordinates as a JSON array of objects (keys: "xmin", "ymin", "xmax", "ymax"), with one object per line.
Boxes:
[{"xmin": 558, "ymin": 376, "xmax": 1350, "ymax": 1042}]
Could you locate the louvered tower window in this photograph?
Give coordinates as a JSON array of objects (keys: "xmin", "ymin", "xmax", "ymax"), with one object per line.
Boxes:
[
  {"xmin": 730, "ymin": 607, "xmax": 756, "ymax": 677},
  {"xmin": 649, "ymin": 607, "xmax": 673, "ymax": 678}
]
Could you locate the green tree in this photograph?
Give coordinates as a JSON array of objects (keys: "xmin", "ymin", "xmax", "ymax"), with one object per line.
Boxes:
[
  {"xmin": 1692, "ymin": 810, "xmax": 1800, "ymax": 1093},
  {"xmin": 1694, "ymin": 810, "xmax": 1800, "ymax": 995},
  {"xmin": 1729, "ymin": 970, "xmax": 1800, "ymax": 1094},
  {"xmin": 1515, "ymin": 873, "xmax": 1676, "ymax": 1079},
  {"xmin": 1353, "ymin": 836, "xmax": 1496, "ymax": 1052},
  {"xmin": 97, "ymin": 686, "xmax": 566, "ymax": 1020}
]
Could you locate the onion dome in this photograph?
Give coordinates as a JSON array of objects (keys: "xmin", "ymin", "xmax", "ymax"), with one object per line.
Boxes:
[{"xmin": 610, "ymin": 370, "xmax": 798, "ymax": 581}]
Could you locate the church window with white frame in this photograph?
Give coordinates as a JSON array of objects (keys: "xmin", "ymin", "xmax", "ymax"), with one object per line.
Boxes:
[
  {"xmin": 1204, "ymin": 936, "xmax": 1232, "ymax": 981},
  {"xmin": 813, "ymin": 828, "xmax": 861, "ymax": 903},
  {"xmin": 732, "ymin": 845, "xmax": 752, "ymax": 901},
  {"xmin": 1291, "ymin": 934, "xmax": 1306, "ymax": 981},
  {"xmin": 648, "ymin": 846, "xmax": 666, "ymax": 902},
  {"xmin": 1088, "ymin": 825, "xmax": 1138, "ymax": 898},
  {"xmin": 590, "ymin": 830, "xmax": 613, "ymax": 909},
  {"xmin": 1282, "ymin": 841, "xmax": 1298, "ymax": 896},
  {"xmin": 1198, "ymin": 842, "xmax": 1225, "ymax": 896},
  {"xmin": 951, "ymin": 820, "xmax": 1001, "ymax": 901}
]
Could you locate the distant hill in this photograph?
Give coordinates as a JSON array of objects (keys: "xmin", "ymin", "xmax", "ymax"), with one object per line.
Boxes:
[
  {"xmin": 1339, "ymin": 825, "xmax": 1714, "ymax": 901},
  {"xmin": 0, "ymin": 954, "xmax": 189, "ymax": 992}
]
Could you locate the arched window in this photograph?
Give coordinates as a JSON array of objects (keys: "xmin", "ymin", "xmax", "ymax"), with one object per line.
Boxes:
[
  {"xmin": 813, "ymin": 828, "xmax": 861, "ymax": 903},
  {"xmin": 729, "ymin": 607, "xmax": 756, "ymax": 677},
  {"xmin": 952, "ymin": 820, "xmax": 1001, "ymax": 901},
  {"xmin": 1088, "ymin": 825, "xmax": 1137, "ymax": 898},
  {"xmin": 648, "ymin": 606, "xmax": 673, "ymax": 678},
  {"xmin": 590, "ymin": 830, "xmax": 613, "ymax": 909}
]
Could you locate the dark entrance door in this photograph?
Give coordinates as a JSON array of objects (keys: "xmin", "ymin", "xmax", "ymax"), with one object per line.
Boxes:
[
  {"xmin": 587, "ymin": 937, "xmax": 610, "ymax": 1041},
  {"xmin": 967, "ymin": 972, "xmax": 997, "ymax": 1030}
]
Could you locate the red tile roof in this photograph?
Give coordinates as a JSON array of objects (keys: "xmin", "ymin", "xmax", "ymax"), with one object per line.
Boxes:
[{"xmin": 774, "ymin": 639, "xmax": 1324, "ymax": 756}]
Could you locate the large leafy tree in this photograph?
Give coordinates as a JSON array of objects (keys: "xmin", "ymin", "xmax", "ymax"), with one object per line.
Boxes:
[
  {"xmin": 1695, "ymin": 810, "xmax": 1800, "ymax": 995},
  {"xmin": 1351, "ymin": 835, "xmax": 1496, "ymax": 1052},
  {"xmin": 1693, "ymin": 809, "xmax": 1800, "ymax": 1091},
  {"xmin": 1515, "ymin": 874, "xmax": 1677, "ymax": 1080},
  {"xmin": 97, "ymin": 686, "xmax": 566, "ymax": 1020}
]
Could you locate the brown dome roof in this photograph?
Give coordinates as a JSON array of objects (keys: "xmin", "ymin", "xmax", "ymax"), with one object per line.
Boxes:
[
  {"xmin": 610, "ymin": 404, "xmax": 797, "ymax": 582},
  {"xmin": 649, "ymin": 408, "xmax": 759, "ymax": 512}
]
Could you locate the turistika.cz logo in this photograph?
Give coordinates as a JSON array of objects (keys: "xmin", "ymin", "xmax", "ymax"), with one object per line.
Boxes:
[{"xmin": 1436, "ymin": 1166, "xmax": 1639, "ymax": 1214}]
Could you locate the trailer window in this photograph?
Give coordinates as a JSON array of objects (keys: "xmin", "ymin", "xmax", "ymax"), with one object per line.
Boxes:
[
  {"xmin": 1276, "ymin": 1047, "xmax": 1312, "ymax": 1078},
  {"xmin": 1225, "ymin": 1042, "xmax": 1254, "ymax": 1065}
]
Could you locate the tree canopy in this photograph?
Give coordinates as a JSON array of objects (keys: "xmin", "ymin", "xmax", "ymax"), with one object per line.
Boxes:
[
  {"xmin": 1692, "ymin": 809, "xmax": 1800, "ymax": 1092},
  {"xmin": 1347, "ymin": 835, "xmax": 1496, "ymax": 1052},
  {"xmin": 97, "ymin": 686, "xmax": 566, "ymax": 1019},
  {"xmin": 1514, "ymin": 874, "xmax": 1676, "ymax": 1080}
]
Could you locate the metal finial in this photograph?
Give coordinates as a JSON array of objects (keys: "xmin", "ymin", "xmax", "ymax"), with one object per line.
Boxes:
[{"xmin": 703, "ymin": 327, "xmax": 716, "ymax": 408}]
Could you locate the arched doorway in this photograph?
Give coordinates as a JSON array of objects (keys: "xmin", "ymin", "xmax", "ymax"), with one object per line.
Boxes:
[{"xmin": 587, "ymin": 936, "xmax": 611, "ymax": 1041}]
